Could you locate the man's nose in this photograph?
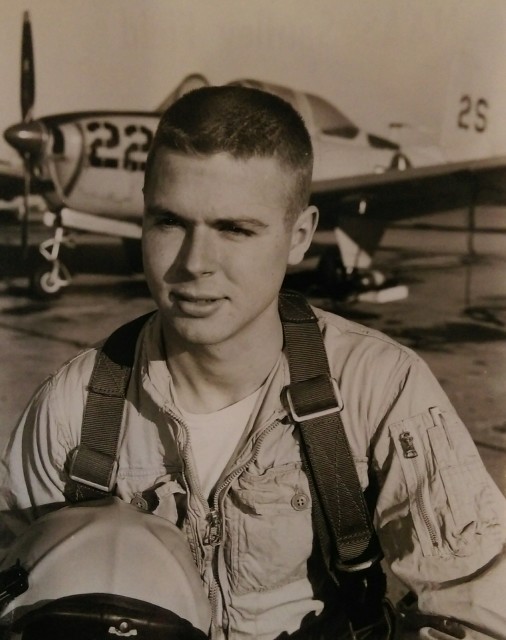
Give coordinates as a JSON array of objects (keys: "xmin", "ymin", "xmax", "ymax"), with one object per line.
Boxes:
[{"xmin": 181, "ymin": 227, "xmax": 216, "ymax": 276}]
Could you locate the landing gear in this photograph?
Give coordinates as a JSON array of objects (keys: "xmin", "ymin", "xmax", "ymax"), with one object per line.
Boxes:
[
  {"xmin": 30, "ymin": 225, "xmax": 72, "ymax": 299},
  {"xmin": 30, "ymin": 260, "xmax": 71, "ymax": 299},
  {"xmin": 315, "ymin": 246, "xmax": 404, "ymax": 302},
  {"xmin": 316, "ymin": 247, "xmax": 380, "ymax": 298}
]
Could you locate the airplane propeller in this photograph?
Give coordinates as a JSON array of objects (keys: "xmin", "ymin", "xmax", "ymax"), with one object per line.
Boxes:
[
  {"xmin": 21, "ymin": 10, "xmax": 35, "ymax": 122},
  {"xmin": 3, "ymin": 12, "xmax": 45, "ymax": 255},
  {"xmin": 20, "ymin": 11, "xmax": 34, "ymax": 256}
]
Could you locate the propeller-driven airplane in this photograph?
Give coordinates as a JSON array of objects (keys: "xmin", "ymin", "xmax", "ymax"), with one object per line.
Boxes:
[{"xmin": 2, "ymin": 12, "xmax": 506, "ymax": 298}]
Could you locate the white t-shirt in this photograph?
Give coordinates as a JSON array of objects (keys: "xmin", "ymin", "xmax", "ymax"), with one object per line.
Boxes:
[{"xmin": 180, "ymin": 387, "xmax": 263, "ymax": 499}]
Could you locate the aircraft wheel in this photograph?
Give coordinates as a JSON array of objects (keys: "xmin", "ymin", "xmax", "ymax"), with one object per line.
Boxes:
[
  {"xmin": 358, "ymin": 270, "xmax": 386, "ymax": 289},
  {"xmin": 30, "ymin": 264, "xmax": 65, "ymax": 299}
]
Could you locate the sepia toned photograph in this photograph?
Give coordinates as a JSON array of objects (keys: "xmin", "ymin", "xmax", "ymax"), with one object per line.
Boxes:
[{"xmin": 0, "ymin": 2, "xmax": 505, "ymax": 638}]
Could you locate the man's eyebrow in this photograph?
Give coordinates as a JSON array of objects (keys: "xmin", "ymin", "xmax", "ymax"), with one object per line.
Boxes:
[
  {"xmin": 144, "ymin": 205, "xmax": 180, "ymax": 218},
  {"xmin": 144, "ymin": 207, "xmax": 269, "ymax": 229},
  {"xmin": 214, "ymin": 216, "xmax": 269, "ymax": 229}
]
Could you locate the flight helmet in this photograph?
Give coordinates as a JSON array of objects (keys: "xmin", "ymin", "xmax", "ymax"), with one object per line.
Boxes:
[{"xmin": 0, "ymin": 497, "xmax": 211, "ymax": 639}]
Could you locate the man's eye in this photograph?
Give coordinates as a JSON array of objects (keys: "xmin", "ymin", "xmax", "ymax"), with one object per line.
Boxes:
[
  {"xmin": 155, "ymin": 216, "xmax": 184, "ymax": 228},
  {"xmin": 218, "ymin": 223, "xmax": 254, "ymax": 237}
]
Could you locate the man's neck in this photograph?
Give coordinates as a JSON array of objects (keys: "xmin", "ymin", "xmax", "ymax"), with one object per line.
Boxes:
[{"xmin": 162, "ymin": 316, "xmax": 283, "ymax": 414}]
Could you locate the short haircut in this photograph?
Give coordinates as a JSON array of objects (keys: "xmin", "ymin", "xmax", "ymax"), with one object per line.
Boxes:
[{"xmin": 145, "ymin": 85, "xmax": 314, "ymax": 218}]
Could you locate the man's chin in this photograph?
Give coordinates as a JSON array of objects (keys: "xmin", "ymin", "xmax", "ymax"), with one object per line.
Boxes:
[{"xmin": 163, "ymin": 315, "xmax": 232, "ymax": 349}]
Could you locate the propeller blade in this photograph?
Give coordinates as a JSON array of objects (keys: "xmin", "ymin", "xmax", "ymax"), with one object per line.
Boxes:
[
  {"xmin": 20, "ymin": 11, "xmax": 35, "ymax": 122},
  {"xmin": 18, "ymin": 11, "xmax": 36, "ymax": 257},
  {"xmin": 21, "ymin": 155, "xmax": 31, "ymax": 256}
]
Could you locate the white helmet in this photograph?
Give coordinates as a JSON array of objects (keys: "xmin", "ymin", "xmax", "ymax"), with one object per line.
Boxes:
[{"xmin": 0, "ymin": 497, "xmax": 211, "ymax": 639}]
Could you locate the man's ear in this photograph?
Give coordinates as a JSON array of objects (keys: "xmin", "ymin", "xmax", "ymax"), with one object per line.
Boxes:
[{"xmin": 288, "ymin": 205, "xmax": 319, "ymax": 266}]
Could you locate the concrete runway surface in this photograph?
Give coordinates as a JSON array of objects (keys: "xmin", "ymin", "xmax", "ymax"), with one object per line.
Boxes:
[{"xmin": 1, "ymin": 205, "xmax": 505, "ymax": 495}]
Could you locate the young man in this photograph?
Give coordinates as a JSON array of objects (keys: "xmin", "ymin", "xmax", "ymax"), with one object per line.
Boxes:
[{"xmin": 1, "ymin": 86, "xmax": 505, "ymax": 640}]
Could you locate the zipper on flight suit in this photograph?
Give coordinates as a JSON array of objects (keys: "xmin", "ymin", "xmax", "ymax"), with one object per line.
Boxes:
[
  {"xmin": 163, "ymin": 409, "xmax": 211, "ymax": 553},
  {"xmin": 205, "ymin": 509, "xmax": 222, "ymax": 546},
  {"xmin": 164, "ymin": 407, "xmax": 228, "ymax": 634},
  {"xmin": 164, "ymin": 409, "xmax": 228, "ymax": 636},
  {"xmin": 209, "ymin": 419, "xmax": 282, "ymax": 539},
  {"xmin": 206, "ymin": 418, "xmax": 283, "ymax": 635},
  {"xmin": 398, "ymin": 430, "xmax": 440, "ymax": 549},
  {"xmin": 165, "ymin": 404, "xmax": 284, "ymax": 636}
]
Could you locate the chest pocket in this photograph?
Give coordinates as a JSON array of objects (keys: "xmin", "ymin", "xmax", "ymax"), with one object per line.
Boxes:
[{"xmin": 224, "ymin": 462, "xmax": 314, "ymax": 594}]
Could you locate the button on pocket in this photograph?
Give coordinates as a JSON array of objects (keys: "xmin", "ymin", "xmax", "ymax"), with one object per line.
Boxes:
[
  {"xmin": 131, "ymin": 490, "xmax": 159, "ymax": 512},
  {"xmin": 225, "ymin": 463, "xmax": 313, "ymax": 594},
  {"xmin": 291, "ymin": 492, "xmax": 310, "ymax": 511}
]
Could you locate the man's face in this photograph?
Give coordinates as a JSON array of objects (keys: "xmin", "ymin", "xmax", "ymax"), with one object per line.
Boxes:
[{"xmin": 142, "ymin": 150, "xmax": 316, "ymax": 350}]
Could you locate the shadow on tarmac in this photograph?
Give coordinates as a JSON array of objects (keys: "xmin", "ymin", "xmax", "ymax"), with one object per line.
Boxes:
[{"xmin": 387, "ymin": 319, "xmax": 506, "ymax": 351}]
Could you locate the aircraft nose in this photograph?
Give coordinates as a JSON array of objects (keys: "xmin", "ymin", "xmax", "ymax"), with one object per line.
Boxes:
[{"xmin": 4, "ymin": 120, "xmax": 46, "ymax": 155}]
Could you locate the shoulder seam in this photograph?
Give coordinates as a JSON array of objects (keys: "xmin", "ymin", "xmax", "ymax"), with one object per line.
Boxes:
[{"xmin": 314, "ymin": 306, "xmax": 420, "ymax": 362}]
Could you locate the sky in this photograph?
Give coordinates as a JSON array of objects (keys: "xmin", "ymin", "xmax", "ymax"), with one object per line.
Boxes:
[{"xmin": 1, "ymin": 0, "xmax": 505, "ymax": 166}]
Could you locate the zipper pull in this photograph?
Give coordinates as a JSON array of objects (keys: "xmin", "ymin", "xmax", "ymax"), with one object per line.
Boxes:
[
  {"xmin": 399, "ymin": 431, "xmax": 418, "ymax": 458},
  {"xmin": 204, "ymin": 509, "xmax": 222, "ymax": 547}
]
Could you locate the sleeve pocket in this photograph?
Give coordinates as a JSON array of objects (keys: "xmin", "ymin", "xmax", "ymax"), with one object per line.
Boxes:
[{"xmin": 390, "ymin": 407, "xmax": 500, "ymax": 558}]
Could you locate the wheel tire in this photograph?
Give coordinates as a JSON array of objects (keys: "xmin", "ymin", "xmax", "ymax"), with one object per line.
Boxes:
[{"xmin": 30, "ymin": 264, "xmax": 63, "ymax": 299}]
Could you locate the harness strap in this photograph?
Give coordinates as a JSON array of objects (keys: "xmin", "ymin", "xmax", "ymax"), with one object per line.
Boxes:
[
  {"xmin": 65, "ymin": 292, "xmax": 380, "ymax": 567},
  {"xmin": 65, "ymin": 312, "xmax": 155, "ymax": 502},
  {"xmin": 279, "ymin": 291, "xmax": 387, "ymax": 633},
  {"xmin": 65, "ymin": 292, "xmax": 386, "ymax": 630},
  {"xmin": 278, "ymin": 290, "xmax": 379, "ymax": 570}
]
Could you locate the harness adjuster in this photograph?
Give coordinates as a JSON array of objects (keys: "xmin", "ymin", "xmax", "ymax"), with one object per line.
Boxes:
[
  {"xmin": 286, "ymin": 376, "xmax": 343, "ymax": 422},
  {"xmin": 335, "ymin": 552, "xmax": 383, "ymax": 573},
  {"xmin": 68, "ymin": 446, "xmax": 118, "ymax": 493}
]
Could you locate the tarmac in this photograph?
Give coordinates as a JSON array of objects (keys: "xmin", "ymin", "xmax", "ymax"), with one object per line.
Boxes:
[{"xmin": 1, "ymin": 205, "xmax": 505, "ymax": 495}]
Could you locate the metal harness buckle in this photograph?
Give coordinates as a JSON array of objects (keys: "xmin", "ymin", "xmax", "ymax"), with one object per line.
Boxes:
[
  {"xmin": 68, "ymin": 446, "xmax": 118, "ymax": 493},
  {"xmin": 286, "ymin": 377, "xmax": 343, "ymax": 422}
]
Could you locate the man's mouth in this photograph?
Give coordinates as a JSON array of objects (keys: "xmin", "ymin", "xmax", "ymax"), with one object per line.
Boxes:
[
  {"xmin": 171, "ymin": 292, "xmax": 221, "ymax": 304},
  {"xmin": 170, "ymin": 291, "xmax": 225, "ymax": 315}
]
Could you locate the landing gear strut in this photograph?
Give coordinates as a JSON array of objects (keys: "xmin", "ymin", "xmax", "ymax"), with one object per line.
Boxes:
[
  {"xmin": 30, "ymin": 225, "xmax": 72, "ymax": 299},
  {"xmin": 316, "ymin": 247, "xmax": 384, "ymax": 297},
  {"xmin": 315, "ymin": 246, "xmax": 406, "ymax": 302}
]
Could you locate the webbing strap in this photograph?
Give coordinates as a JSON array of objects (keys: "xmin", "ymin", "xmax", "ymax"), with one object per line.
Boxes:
[
  {"xmin": 65, "ymin": 312, "xmax": 155, "ymax": 502},
  {"xmin": 279, "ymin": 290, "xmax": 378, "ymax": 569},
  {"xmin": 66, "ymin": 292, "xmax": 377, "ymax": 570}
]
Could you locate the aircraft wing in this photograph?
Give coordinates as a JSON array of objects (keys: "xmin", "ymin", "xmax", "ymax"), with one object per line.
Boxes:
[
  {"xmin": 311, "ymin": 155, "xmax": 506, "ymax": 226},
  {"xmin": 309, "ymin": 155, "xmax": 506, "ymax": 271}
]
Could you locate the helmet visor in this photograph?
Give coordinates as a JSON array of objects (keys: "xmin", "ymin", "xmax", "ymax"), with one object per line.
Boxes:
[{"xmin": 14, "ymin": 593, "xmax": 208, "ymax": 640}]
